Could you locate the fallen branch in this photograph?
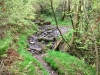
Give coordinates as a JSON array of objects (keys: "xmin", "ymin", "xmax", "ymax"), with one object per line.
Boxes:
[{"xmin": 53, "ymin": 38, "xmax": 62, "ymax": 50}]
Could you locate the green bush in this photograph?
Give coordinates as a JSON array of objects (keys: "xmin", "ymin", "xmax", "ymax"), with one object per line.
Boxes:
[{"xmin": 0, "ymin": 0, "xmax": 35, "ymax": 26}]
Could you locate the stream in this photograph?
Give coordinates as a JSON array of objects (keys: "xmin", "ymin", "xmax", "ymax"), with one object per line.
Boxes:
[
  {"xmin": 28, "ymin": 25, "xmax": 71, "ymax": 54},
  {"xmin": 28, "ymin": 19, "xmax": 71, "ymax": 75}
]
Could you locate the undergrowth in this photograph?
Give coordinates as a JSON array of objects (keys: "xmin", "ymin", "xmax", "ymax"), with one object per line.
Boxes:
[
  {"xmin": 0, "ymin": 31, "xmax": 12, "ymax": 58},
  {"xmin": 57, "ymin": 29, "xmax": 73, "ymax": 42},
  {"xmin": 0, "ymin": 21, "xmax": 49, "ymax": 75},
  {"xmin": 42, "ymin": 15, "xmax": 72, "ymax": 26},
  {"xmin": 44, "ymin": 51, "xmax": 96, "ymax": 75},
  {"xmin": 8, "ymin": 22, "xmax": 49, "ymax": 75}
]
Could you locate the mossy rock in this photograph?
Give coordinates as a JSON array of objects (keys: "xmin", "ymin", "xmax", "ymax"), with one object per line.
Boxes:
[
  {"xmin": 40, "ymin": 19, "xmax": 45, "ymax": 22},
  {"xmin": 43, "ymin": 21, "xmax": 51, "ymax": 25},
  {"xmin": 39, "ymin": 22, "xmax": 44, "ymax": 26}
]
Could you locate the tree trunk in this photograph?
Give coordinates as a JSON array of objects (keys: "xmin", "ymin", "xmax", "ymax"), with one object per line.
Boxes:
[
  {"xmin": 61, "ymin": 1, "xmax": 67, "ymax": 21},
  {"xmin": 39, "ymin": 5, "xmax": 44, "ymax": 14}
]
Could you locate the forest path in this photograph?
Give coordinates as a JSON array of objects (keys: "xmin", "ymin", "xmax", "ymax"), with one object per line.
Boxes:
[{"xmin": 34, "ymin": 54, "xmax": 58, "ymax": 75}]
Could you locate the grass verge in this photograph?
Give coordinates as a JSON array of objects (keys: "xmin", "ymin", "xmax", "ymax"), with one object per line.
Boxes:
[{"xmin": 44, "ymin": 51, "xmax": 96, "ymax": 75}]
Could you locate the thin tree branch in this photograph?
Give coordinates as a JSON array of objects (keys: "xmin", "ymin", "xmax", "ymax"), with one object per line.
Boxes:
[{"xmin": 50, "ymin": 0, "xmax": 71, "ymax": 50}]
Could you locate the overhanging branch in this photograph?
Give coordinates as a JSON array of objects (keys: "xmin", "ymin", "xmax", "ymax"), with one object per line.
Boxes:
[{"xmin": 50, "ymin": 0, "xmax": 71, "ymax": 50}]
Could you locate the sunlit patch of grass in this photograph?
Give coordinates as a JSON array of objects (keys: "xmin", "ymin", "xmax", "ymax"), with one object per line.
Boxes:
[
  {"xmin": 44, "ymin": 51, "xmax": 96, "ymax": 75},
  {"xmin": 42, "ymin": 15, "xmax": 72, "ymax": 26}
]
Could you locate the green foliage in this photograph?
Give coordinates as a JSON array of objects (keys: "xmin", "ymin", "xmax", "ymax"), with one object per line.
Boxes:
[
  {"xmin": 42, "ymin": 15, "xmax": 71, "ymax": 26},
  {"xmin": 0, "ymin": 32, "xmax": 12, "ymax": 58},
  {"xmin": 58, "ymin": 29, "xmax": 73, "ymax": 41},
  {"xmin": 0, "ymin": 0, "xmax": 35, "ymax": 25},
  {"xmin": 0, "ymin": 38, "xmax": 10, "ymax": 57},
  {"xmin": 66, "ymin": 29, "xmax": 73, "ymax": 42},
  {"xmin": 44, "ymin": 51, "xmax": 96, "ymax": 75},
  {"xmin": 0, "ymin": 0, "xmax": 47, "ymax": 74},
  {"xmin": 19, "ymin": 23, "xmax": 38, "ymax": 36}
]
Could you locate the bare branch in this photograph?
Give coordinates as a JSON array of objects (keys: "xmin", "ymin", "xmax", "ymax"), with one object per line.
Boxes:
[{"xmin": 50, "ymin": 0, "xmax": 71, "ymax": 50}]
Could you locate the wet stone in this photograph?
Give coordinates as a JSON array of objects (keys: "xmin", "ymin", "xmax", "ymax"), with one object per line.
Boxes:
[
  {"xmin": 38, "ymin": 36, "xmax": 55, "ymax": 41},
  {"xmin": 28, "ymin": 24, "xmax": 71, "ymax": 54},
  {"xmin": 29, "ymin": 43, "xmax": 42, "ymax": 51}
]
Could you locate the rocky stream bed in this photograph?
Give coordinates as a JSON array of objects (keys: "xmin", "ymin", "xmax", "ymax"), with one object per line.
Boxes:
[
  {"xmin": 28, "ymin": 25, "xmax": 71, "ymax": 54},
  {"xmin": 28, "ymin": 19, "xmax": 71, "ymax": 75}
]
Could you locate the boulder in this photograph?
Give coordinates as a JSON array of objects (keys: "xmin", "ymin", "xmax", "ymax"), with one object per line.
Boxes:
[{"xmin": 43, "ymin": 21, "xmax": 51, "ymax": 25}]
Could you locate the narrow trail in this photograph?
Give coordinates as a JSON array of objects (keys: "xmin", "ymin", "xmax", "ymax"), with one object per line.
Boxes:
[{"xmin": 33, "ymin": 54, "xmax": 58, "ymax": 75}]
